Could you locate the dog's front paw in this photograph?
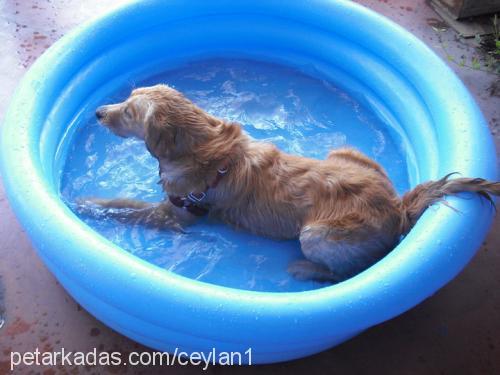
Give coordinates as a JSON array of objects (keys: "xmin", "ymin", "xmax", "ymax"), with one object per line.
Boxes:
[
  {"xmin": 72, "ymin": 197, "xmax": 107, "ymax": 217},
  {"xmin": 74, "ymin": 196, "xmax": 106, "ymax": 207}
]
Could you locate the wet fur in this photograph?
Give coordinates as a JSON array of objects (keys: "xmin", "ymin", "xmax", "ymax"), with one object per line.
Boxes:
[{"xmin": 87, "ymin": 84, "xmax": 500, "ymax": 282}]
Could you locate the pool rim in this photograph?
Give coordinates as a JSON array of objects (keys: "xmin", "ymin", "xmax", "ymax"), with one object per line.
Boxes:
[{"xmin": 0, "ymin": 0, "xmax": 496, "ymax": 362}]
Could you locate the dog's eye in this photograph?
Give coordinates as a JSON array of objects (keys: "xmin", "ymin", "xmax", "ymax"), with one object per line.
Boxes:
[{"xmin": 123, "ymin": 106, "xmax": 133, "ymax": 119}]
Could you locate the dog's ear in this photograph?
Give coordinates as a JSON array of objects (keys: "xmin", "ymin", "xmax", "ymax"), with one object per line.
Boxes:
[{"xmin": 144, "ymin": 108, "xmax": 178, "ymax": 158}]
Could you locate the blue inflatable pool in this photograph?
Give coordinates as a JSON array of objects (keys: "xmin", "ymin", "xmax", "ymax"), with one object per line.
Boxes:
[{"xmin": 0, "ymin": 0, "xmax": 496, "ymax": 364}]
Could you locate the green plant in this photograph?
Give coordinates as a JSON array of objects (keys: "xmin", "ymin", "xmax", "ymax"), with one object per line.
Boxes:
[
  {"xmin": 435, "ymin": 13, "xmax": 500, "ymax": 75},
  {"xmin": 493, "ymin": 14, "xmax": 500, "ymax": 55}
]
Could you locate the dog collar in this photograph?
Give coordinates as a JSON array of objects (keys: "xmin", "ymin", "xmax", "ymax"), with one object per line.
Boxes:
[{"xmin": 168, "ymin": 167, "xmax": 228, "ymax": 216}]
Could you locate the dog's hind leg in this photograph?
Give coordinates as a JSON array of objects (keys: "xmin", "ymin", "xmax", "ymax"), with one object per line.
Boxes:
[
  {"xmin": 74, "ymin": 197, "xmax": 195, "ymax": 231},
  {"xmin": 287, "ymin": 259, "xmax": 339, "ymax": 282},
  {"xmin": 289, "ymin": 216, "xmax": 393, "ymax": 282}
]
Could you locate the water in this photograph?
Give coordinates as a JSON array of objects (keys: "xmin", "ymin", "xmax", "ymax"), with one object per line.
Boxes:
[{"xmin": 61, "ymin": 59, "xmax": 409, "ymax": 292}]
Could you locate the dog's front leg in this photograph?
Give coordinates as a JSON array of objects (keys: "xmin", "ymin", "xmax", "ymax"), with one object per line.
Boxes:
[{"xmin": 74, "ymin": 197, "xmax": 196, "ymax": 232}]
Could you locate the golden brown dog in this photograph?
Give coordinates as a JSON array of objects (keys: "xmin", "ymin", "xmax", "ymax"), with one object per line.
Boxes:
[{"xmin": 85, "ymin": 84, "xmax": 500, "ymax": 282}]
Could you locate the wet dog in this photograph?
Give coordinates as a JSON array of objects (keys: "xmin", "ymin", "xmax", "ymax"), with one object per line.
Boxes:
[{"xmin": 81, "ymin": 84, "xmax": 500, "ymax": 282}]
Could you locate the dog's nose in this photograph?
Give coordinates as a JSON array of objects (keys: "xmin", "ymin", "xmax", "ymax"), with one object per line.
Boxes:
[{"xmin": 95, "ymin": 107, "xmax": 106, "ymax": 120}]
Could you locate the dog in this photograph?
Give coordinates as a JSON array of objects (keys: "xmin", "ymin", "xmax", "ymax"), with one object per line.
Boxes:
[{"xmin": 80, "ymin": 84, "xmax": 500, "ymax": 282}]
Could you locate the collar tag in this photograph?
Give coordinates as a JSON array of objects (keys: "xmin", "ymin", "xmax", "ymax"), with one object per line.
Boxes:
[
  {"xmin": 187, "ymin": 191, "xmax": 206, "ymax": 202},
  {"xmin": 217, "ymin": 167, "xmax": 228, "ymax": 174}
]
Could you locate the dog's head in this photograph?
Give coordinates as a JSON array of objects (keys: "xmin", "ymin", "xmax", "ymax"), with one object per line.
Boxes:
[
  {"xmin": 96, "ymin": 85, "xmax": 243, "ymax": 194},
  {"xmin": 95, "ymin": 87, "xmax": 154, "ymax": 139},
  {"xmin": 96, "ymin": 84, "xmax": 239, "ymax": 162}
]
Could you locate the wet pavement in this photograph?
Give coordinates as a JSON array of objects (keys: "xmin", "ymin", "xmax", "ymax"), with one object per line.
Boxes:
[{"xmin": 0, "ymin": 0, "xmax": 499, "ymax": 374}]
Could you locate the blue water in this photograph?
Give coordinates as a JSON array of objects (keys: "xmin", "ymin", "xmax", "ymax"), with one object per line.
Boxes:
[{"xmin": 61, "ymin": 59, "xmax": 409, "ymax": 292}]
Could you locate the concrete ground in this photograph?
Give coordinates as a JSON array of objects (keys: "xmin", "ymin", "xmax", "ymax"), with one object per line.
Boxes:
[{"xmin": 0, "ymin": 0, "xmax": 499, "ymax": 374}]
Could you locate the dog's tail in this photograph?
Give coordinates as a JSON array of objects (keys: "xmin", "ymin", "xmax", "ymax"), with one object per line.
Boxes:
[{"xmin": 399, "ymin": 173, "xmax": 500, "ymax": 235}]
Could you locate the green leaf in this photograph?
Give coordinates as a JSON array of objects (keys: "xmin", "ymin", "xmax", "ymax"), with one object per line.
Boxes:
[{"xmin": 471, "ymin": 57, "xmax": 481, "ymax": 69}]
